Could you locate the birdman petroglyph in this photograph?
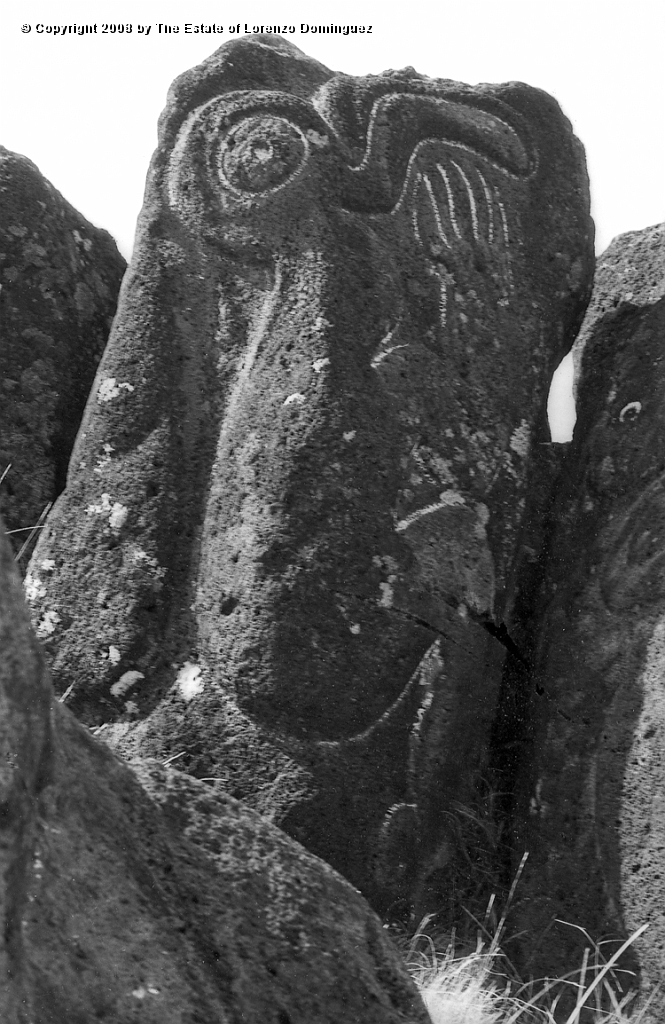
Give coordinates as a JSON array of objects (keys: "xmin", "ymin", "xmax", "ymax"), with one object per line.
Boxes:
[{"xmin": 27, "ymin": 35, "xmax": 593, "ymax": 914}]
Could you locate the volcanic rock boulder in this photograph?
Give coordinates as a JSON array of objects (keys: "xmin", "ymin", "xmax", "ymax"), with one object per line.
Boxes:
[
  {"xmin": 508, "ymin": 223, "xmax": 665, "ymax": 1014},
  {"xmin": 0, "ymin": 519, "xmax": 429, "ymax": 1024},
  {"xmin": 27, "ymin": 35, "xmax": 593, "ymax": 915},
  {"xmin": 0, "ymin": 147, "xmax": 126, "ymax": 561}
]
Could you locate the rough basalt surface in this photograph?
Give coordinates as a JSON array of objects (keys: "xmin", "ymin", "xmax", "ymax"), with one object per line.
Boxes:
[
  {"xmin": 0, "ymin": 519, "xmax": 429, "ymax": 1024},
  {"xmin": 0, "ymin": 148, "xmax": 126, "ymax": 560},
  {"xmin": 507, "ymin": 223, "xmax": 665, "ymax": 1015},
  {"xmin": 27, "ymin": 35, "xmax": 593, "ymax": 915}
]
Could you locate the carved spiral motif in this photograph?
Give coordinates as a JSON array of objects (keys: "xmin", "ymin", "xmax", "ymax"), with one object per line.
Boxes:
[{"xmin": 217, "ymin": 115, "xmax": 308, "ymax": 195}]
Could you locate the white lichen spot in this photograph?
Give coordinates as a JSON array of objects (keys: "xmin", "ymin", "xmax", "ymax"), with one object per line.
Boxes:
[
  {"xmin": 93, "ymin": 443, "xmax": 115, "ymax": 476},
  {"xmin": 312, "ymin": 357, "xmax": 330, "ymax": 373},
  {"xmin": 475, "ymin": 503, "xmax": 490, "ymax": 527},
  {"xmin": 97, "ymin": 377, "xmax": 135, "ymax": 403},
  {"xmin": 108, "ymin": 646, "xmax": 121, "ymax": 665},
  {"xmin": 177, "ymin": 662, "xmax": 203, "ymax": 701},
  {"xmin": 343, "ymin": 430, "xmax": 356, "ymax": 442},
  {"xmin": 350, "ymin": 623, "xmax": 361, "ymax": 635},
  {"xmin": 129, "ymin": 546, "xmax": 166, "ymax": 579},
  {"xmin": 509, "ymin": 420, "xmax": 531, "ymax": 459},
  {"xmin": 283, "ymin": 393, "xmax": 306, "ymax": 406},
  {"xmin": 124, "ymin": 701, "xmax": 139, "ymax": 715},
  {"xmin": 86, "ymin": 493, "xmax": 113, "ymax": 516},
  {"xmin": 110, "ymin": 670, "xmax": 144, "ymax": 699},
  {"xmin": 72, "ymin": 229, "xmax": 93, "ymax": 252},
  {"xmin": 374, "ymin": 553, "xmax": 399, "ymax": 574},
  {"xmin": 472, "ymin": 502, "xmax": 492, "ymax": 543},
  {"xmin": 379, "ymin": 577, "xmax": 396, "ymax": 608},
  {"xmin": 40, "ymin": 559, "xmax": 56, "ymax": 572},
  {"xmin": 36, "ymin": 609, "xmax": 60, "ymax": 638},
  {"xmin": 108, "ymin": 503, "xmax": 128, "ymax": 531},
  {"xmin": 85, "ymin": 493, "xmax": 128, "ymax": 532},
  {"xmin": 430, "ymin": 454, "xmax": 456, "ymax": 485},
  {"xmin": 619, "ymin": 401, "xmax": 642, "ymax": 423},
  {"xmin": 24, "ymin": 574, "xmax": 46, "ymax": 603},
  {"xmin": 306, "ymin": 129, "xmax": 329, "ymax": 148}
]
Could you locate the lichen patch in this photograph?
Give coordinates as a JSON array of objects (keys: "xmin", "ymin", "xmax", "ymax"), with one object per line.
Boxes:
[
  {"xmin": 85, "ymin": 493, "xmax": 128, "ymax": 532},
  {"xmin": 97, "ymin": 377, "xmax": 135, "ymax": 402},
  {"xmin": 24, "ymin": 574, "xmax": 46, "ymax": 603},
  {"xmin": 36, "ymin": 609, "xmax": 60, "ymax": 638},
  {"xmin": 509, "ymin": 419, "xmax": 531, "ymax": 458},
  {"xmin": 110, "ymin": 670, "xmax": 144, "ymax": 699},
  {"xmin": 177, "ymin": 662, "xmax": 204, "ymax": 701}
]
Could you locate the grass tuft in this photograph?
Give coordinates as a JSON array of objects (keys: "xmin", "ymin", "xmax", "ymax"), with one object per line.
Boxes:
[
  {"xmin": 407, "ymin": 921, "xmax": 657, "ymax": 1024},
  {"xmin": 400, "ymin": 858, "xmax": 659, "ymax": 1024}
]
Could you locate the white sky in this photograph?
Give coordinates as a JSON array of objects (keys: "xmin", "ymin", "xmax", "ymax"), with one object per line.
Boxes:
[{"xmin": 1, "ymin": 0, "xmax": 664, "ymax": 439}]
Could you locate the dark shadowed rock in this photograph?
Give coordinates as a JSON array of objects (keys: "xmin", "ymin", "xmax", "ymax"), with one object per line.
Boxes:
[
  {"xmin": 0, "ymin": 147, "xmax": 125, "ymax": 562},
  {"xmin": 507, "ymin": 223, "xmax": 665, "ymax": 1016},
  {"xmin": 27, "ymin": 35, "xmax": 593, "ymax": 916},
  {"xmin": 0, "ymin": 517, "xmax": 429, "ymax": 1024}
]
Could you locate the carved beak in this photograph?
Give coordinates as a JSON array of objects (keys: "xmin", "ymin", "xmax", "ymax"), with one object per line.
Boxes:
[{"xmin": 336, "ymin": 87, "xmax": 536, "ymax": 213}]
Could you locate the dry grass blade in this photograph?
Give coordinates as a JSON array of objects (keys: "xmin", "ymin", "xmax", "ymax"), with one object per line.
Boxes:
[
  {"xmin": 562, "ymin": 922, "xmax": 649, "ymax": 1024},
  {"xmin": 413, "ymin": 951, "xmax": 504, "ymax": 1024},
  {"xmin": 14, "ymin": 501, "xmax": 52, "ymax": 563},
  {"xmin": 405, "ymin": 881, "xmax": 652, "ymax": 1024}
]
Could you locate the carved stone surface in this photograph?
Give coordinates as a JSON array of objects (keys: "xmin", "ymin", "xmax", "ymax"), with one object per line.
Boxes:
[
  {"xmin": 27, "ymin": 36, "xmax": 593, "ymax": 914},
  {"xmin": 0, "ymin": 518, "xmax": 429, "ymax": 1024},
  {"xmin": 0, "ymin": 148, "xmax": 126, "ymax": 560},
  {"xmin": 509, "ymin": 223, "xmax": 665, "ymax": 1014}
]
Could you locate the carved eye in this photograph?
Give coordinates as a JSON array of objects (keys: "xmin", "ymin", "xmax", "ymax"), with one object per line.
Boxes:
[{"xmin": 218, "ymin": 115, "xmax": 308, "ymax": 195}]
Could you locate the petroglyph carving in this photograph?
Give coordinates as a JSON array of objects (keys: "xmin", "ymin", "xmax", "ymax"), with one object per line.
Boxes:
[{"xmin": 29, "ymin": 36, "xmax": 593, "ymax": 916}]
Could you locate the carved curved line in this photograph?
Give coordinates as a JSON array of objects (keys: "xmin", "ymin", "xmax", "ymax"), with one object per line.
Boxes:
[
  {"xmin": 217, "ymin": 118, "xmax": 311, "ymax": 199},
  {"xmin": 496, "ymin": 191, "xmax": 510, "ymax": 247},
  {"xmin": 216, "ymin": 261, "xmax": 284, "ymax": 438},
  {"xmin": 410, "ymin": 175, "xmax": 424, "ymax": 244},
  {"xmin": 312, "ymin": 75, "xmax": 537, "ymax": 167},
  {"xmin": 436, "ymin": 163, "xmax": 462, "ymax": 240},
  {"xmin": 395, "ymin": 491, "xmax": 465, "ymax": 533},
  {"xmin": 341, "ymin": 91, "xmax": 536, "ymax": 213},
  {"xmin": 476, "ymin": 168, "xmax": 495, "ymax": 244},
  {"xmin": 315, "ymin": 640, "xmax": 443, "ymax": 752},
  {"xmin": 439, "ymin": 275, "xmax": 448, "ymax": 327},
  {"xmin": 169, "ymin": 90, "xmax": 336, "ymax": 206},
  {"xmin": 422, "ymin": 173, "xmax": 451, "ymax": 249},
  {"xmin": 391, "ymin": 138, "xmax": 521, "ymax": 224},
  {"xmin": 371, "ymin": 343, "xmax": 410, "ymax": 369},
  {"xmin": 449, "ymin": 160, "xmax": 479, "ymax": 242}
]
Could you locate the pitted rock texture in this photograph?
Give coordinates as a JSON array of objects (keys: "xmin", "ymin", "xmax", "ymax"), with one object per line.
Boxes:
[
  {"xmin": 0, "ymin": 147, "xmax": 126, "ymax": 561},
  {"xmin": 572, "ymin": 220, "xmax": 665, "ymax": 386},
  {"xmin": 508, "ymin": 224, "xmax": 665, "ymax": 1016},
  {"xmin": 0, "ymin": 520, "xmax": 429, "ymax": 1024},
  {"xmin": 27, "ymin": 35, "xmax": 593, "ymax": 914}
]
